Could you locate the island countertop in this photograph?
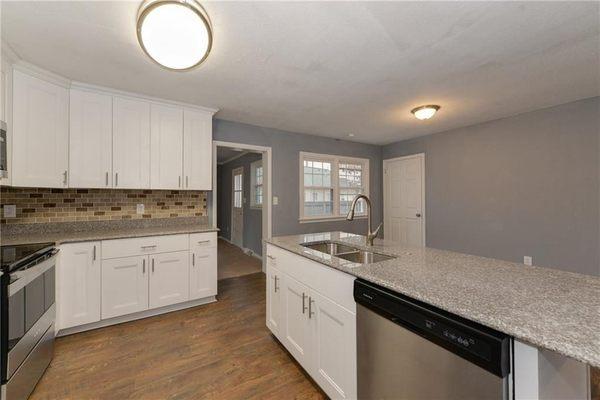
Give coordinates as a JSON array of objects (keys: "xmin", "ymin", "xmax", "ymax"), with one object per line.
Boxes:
[{"xmin": 265, "ymin": 232, "xmax": 600, "ymax": 368}]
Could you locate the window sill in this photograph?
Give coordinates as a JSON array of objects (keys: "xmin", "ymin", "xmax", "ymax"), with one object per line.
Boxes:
[
  {"xmin": 250, "ymin": 205, "xmax": 263, "ymax": 210},
  {"xmin": 299, "ymin": 215, "xmax": 368, "ymax": 224}
]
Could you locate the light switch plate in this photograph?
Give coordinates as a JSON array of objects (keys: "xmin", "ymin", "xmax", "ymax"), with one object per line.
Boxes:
[
  {"xmin": 3, "ymin": 204, "xmax": 16, "ymax": 218},
  {"xmin": 273, "ymin": 196, "xmax": 279, "ymax": 205},
  {"xmin": 523, "ymin": 256, "xmax": 533, "ymax": 266},
  {"xmin": 136, "ymin": 204, "xmax": 145, "ymax": 215}
]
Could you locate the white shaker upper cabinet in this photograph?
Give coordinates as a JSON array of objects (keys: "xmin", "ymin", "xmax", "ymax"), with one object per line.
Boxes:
[
  {"xmin": 12, "ymin": 69, "xmax": 69, "ymax": 188},
  {"xmin": 113, "ymin": 96, "xmax": 150, "ymax": 189},
  {"xmin": 69, "ymin": 89, "xmax": 113, "ymax": 188},
  {"xmin": 183, "ymin": 109, "xmax": 212, "ymax": 190},
  {"xmin": 150, "ymin": 104, "xmax": 184, "ymax": 190}
]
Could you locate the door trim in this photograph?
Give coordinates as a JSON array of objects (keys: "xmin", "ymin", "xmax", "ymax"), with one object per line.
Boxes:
[
  {"xmin": 383, "ymin": 153, "xmax": 426, "ymax": 246},
  {"xmin": 231, "ymin": 166, "xmax": 244, "ymax": 248},
  {"xmin": 212, "ymin": 140, "xmax": 273, "ymax": 272}
]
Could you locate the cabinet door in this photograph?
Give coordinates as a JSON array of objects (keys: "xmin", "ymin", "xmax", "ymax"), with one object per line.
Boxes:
[
  {"xmin": 266, "ymin": 264, "xmax": 284, "ymax": 339},
  {"xmin": 150, "ymin": 104, "xmax": 183, "ymax": 189},
  {"xmin": 310, "ymin": 292, "xmax": 357, "ymax": 400},
  {"xmin": 113, "ymin": 96, "xmax": 150, "ymax": 189},
  {"xmin": 149, "ymin": 251, "xmax": 190, "ymax": 309},
  {"xmin": 12, "ymin": 69, "xmax": 69, "ymax": 188},
  {"xmin": 102, "ymin": 255, "xmax": 148, "ymax": 319},
  {"xmin": 283, "ymin": 275, "xmax": 312, "ymax": 369},
  {"xmin": 57, "ymin": 242, "xmax": 101, "ymax": 330},
  {"xmin": 183, "ymin": 109, "xmax": 212, "ymax": 190},
  {"xmin": 189, "ymin": 245, "xmax": 217, "ymax": 300},
  {"xmin": 69, "ymin": 89, "xmax": 112, "ymax": 188}
]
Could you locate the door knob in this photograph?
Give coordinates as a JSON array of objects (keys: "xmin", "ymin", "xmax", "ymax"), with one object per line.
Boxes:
[{"xmin": 416, "ymin": 213, "xmax": 421, "ymax": 217}]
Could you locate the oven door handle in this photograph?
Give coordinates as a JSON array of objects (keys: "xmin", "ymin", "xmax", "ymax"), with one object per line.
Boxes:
[{"xmin": 8, "ymin": 251, "xmax": 58, "ymax": 296}]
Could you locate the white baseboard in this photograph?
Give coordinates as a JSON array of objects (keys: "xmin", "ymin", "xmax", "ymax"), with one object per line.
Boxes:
[{"xmin": 57, "ymin": 296, "xmax": 217, "ymax": 337}]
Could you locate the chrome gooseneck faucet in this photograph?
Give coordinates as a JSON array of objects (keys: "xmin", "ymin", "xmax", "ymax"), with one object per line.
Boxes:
[{"xmin": 346, "ymin": 194, "xmax": 382, "ymax": 246}]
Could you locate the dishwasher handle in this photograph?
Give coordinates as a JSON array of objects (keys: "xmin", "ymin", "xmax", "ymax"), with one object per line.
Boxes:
[{"xmin": 354, "ymin": 279, "xmax": 510, "ymax": 378}]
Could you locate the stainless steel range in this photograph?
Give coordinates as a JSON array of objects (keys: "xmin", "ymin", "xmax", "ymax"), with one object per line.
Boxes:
[{"xmin": 1, "ymin": 243, "xmax": 58, "ymax": 400}]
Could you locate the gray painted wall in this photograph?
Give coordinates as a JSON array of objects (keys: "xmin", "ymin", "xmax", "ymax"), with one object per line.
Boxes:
[
  {"xmin": 214, "ymin": 120, "xmax": 383, "ymax": 237},
  {"xmin": 217, "ymin": 152, "xmax": 263, "ymax": 256},
  {"xmin": 382, "ymin": 97, "xmax": 600, "ymax": 276}
]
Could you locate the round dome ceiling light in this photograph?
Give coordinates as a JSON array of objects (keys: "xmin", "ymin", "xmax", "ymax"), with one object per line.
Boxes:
[
  {"xmin": 411, "ymin": 105, "xmax": 441, "ymax": 120},
  {"xmin": 137, "ymin": 0, "xmax": 212, "ymax": 71}
]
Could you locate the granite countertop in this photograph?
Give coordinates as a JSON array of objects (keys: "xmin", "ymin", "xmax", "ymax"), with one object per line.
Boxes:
[
  {"xmin": 0, "ymin": 217, "xmax": 218, "ymax": 245},
  {"xmin": 266, "ymin": 232, "xmax": 600, "ymax": 368}
]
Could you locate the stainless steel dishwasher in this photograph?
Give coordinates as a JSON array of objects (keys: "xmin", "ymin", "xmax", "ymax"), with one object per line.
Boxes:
[{"xmin": 354, "ymin": 279, "xmax": 511, "ymax": 400}]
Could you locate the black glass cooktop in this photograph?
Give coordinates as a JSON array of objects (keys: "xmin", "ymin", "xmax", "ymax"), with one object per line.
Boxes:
[{"xmin": 1, "ymin": 242, "xmax": 56, "ymax": 273}]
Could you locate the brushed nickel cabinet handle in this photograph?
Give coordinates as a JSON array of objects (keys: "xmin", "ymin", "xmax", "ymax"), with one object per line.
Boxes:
[
  {"xmin": 302, "ymin": 292, "xmax": 307, "ymax": 314},
  {"xmin": 274, "ymin": 275, "xmax": 279, "ymax": 292},
  {"xmin": 141, "ymin": 245, "xmax": 157, "ymax": 249},
  {"xmin": 308, "ymin": 297, "xmax": 315, "ymax": 319},
  {"xmin": 151, "ymin": 258, "xmax": 155, "ymax": 273},
  {"xmin": 186, "ymin": 175, "xmax": 189, "ymax": 188},
  {"xmin": 267, "ymin": 255, "xmax": 275, "ymax": 260},
  {"xmin": 142, "ymin": 259, "xmax": 146, "ymax": 274},
  {"xmin": 105, "ymin": 172, "xmax": 109, "ymax": 186},
  {"xmin": 179, "ymin": 176, "xmax": 181, "ymax": 187},
  {"xmin": 197, "ymin": 240, "xmax": 210, "ymax": 244},
  {"xmin": 192, "ymin": 253, "xmax": 195, "ymax": 266},
  {"xmin": 63, "ymin": 170, "xmax": 68, "ymax": 186},
  {"xmin": 93, "ymin": 245, "xmax": 96, "ymax": 261},
  {"xmin": 115, "ymin": 172, "xmax": 119, "ymax": 187}
]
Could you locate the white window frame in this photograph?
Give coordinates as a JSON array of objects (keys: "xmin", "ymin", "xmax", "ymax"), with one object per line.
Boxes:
[
  {"xmin": 250, "ymin": 159, "xmax": 263, "ymax": 209},
  {"xmin": 299, "ymin": 151, "xmax": 369, "ymax": 222}
]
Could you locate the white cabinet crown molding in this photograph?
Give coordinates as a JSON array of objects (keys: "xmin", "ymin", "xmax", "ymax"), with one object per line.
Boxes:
[{"xmin": 70, "ymin": 81, "xmax": 218, "ymax": 115}]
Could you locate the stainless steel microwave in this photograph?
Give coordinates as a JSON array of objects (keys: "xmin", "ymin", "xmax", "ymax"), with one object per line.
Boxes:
[{"xmin": 0, "ymin": 120, "xmax": 7, "ymax": 179}]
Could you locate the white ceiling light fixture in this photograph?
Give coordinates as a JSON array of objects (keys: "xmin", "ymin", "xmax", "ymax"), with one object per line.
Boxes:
[
  {"xmin": 411, "ymin": 105, "xmax": 441, "ymax": 120},
  {"xmin": 137, "ymin": 0, "xmax": 212, "ymax": 71}
]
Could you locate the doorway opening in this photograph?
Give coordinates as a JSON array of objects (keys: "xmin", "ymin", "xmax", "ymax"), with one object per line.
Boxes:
[{"xmin": 212, "ymin": 141, "xmax": 272, "ymax": 281}]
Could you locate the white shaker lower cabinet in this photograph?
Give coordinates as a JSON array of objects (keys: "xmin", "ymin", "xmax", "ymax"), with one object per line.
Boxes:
[
  {"xmin": 57, "ymin": 232, "xmax": 218, "ymax": 335},
  {"xmin": 283, "ymin": 275, "xmax": 313, "ymax": 367},
  {"xmin": 265, "ymin": 244, "xmax": 357, "ymax": 400},
  {"xmin": 102, "ymin": 255, "xmax": 149, "ymax": 319},
  {"xmin": 310, "ymin": 291, "xmax": 357, "ymax": 400},
  {"xmin": 149, "ymin": 251, "xmax": 190, "ymax": 308},
  {"xmin": 57, "ymin": 242, "xmax": 102, "ymax": 330},
  {"xmin": 189, "ymin": 243, "xmax": 217, "ymax": 300},
  {"xmin": 266, "ymin": 264, "xmax": 284, "ymax": 337}
]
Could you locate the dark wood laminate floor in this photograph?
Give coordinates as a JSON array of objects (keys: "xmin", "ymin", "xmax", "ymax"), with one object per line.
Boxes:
[
  {"xmin": 217, "ymin": 239, "xmax": 263, "ymax": 281},
  {"xmin": 30, "ymin": 273, "xmax": 325, "ymax": 400}
]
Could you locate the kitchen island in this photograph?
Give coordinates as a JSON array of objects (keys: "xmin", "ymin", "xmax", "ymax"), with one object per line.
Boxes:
[{"xmin": 265, "ymin": 232, "xmax": 599, "ymax": 400}]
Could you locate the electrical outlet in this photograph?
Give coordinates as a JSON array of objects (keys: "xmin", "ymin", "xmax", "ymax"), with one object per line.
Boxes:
[
  {"xmin": 273, "ymin": 196, "xmax": 279, "ymax": 206},
  {"xmin": 523, "ymin": 256, "xmax": 533, "ymax": 266},
  {"xmin": 136, "ymin": 204, "xmax": 145, "ymax": 215},
  {"xmin": 3, "ymin": 205, "xmax": 16, "ymax": 218}
]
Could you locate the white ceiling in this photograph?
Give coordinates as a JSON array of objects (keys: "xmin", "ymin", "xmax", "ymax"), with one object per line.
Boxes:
[{"xmin": 2, "ymin": 1, "xmax": 599, "ymax": 145}]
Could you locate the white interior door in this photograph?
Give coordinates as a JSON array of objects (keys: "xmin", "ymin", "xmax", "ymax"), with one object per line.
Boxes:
[
  {"xmin": 384, "ymin": 154, "xmax": 425, "ymax": 246},
  {"xmin": 231, "ymin": 166, "xmax": 244, "ymax": 247}
]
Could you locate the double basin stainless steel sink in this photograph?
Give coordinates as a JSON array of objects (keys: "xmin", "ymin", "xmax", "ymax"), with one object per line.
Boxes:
[{"xmin": 301, "ymin": 241, "xmax": 396, "ymax": 264}]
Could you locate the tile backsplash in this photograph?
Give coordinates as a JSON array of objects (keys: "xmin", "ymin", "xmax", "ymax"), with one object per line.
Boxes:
[{"xmin": 0, "ymin": 187, "xmax": 207, "ymax": 224}]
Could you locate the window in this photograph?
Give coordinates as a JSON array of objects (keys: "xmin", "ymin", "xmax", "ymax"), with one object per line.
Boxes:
[
  {"xmin": 299, "ymin": 152, "xmax": 369, "ymax": 221},
  {"xmin": 251, "ymin": 160, "xmax": 263, "ymax": 208},
  {"xmin": 233, "ymin": 168, "xmax": 243, "ymax": 208}
]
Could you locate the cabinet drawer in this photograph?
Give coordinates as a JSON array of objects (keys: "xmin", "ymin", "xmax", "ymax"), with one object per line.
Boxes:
[
  {"xmin": 189, "ymin": 232, "xmax": 217, "ymax": 248},
  {"xmin": 102, "ymin": 234, "xmax": 188, "ymax": 259}
]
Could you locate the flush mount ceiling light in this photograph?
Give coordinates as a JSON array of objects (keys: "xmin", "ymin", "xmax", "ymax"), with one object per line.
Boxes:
[
  {"xmin": 137, "ymin": 0, "xmax": 212, "ymax": 71},
  {"xmin": 411, "ymin": 105, "xmax": 441, "ymax": 120}
]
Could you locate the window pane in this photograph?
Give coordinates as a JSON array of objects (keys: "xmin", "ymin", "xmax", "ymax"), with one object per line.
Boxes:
[
  {"xmin": 304, "ymin": 188, "xmax": 333, "ymax": 217},
  {"xmin": 256, "ymin": 185, "xmax": 263, "ymax": 205},
  {"xmin": 339, "ymin": 163, "xmax": 363, "ymax": 188},
  {"xmin": 234, "ymin": 174, "xmax": 242, "ymax": 190},
  {"xmin": 256, "ymin": 166, "xmax": 263, "ymax": 185},
  {"xmin": 303, "ymin": 159, "xmax": 332, "ymax": 188},
  {"xmin": 234, "ymin": 191, "xmax": 242, "ymax": 208},
  {"xmin": 340, "ymin": 188, "xmax": 365, "ymax": 215}
]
